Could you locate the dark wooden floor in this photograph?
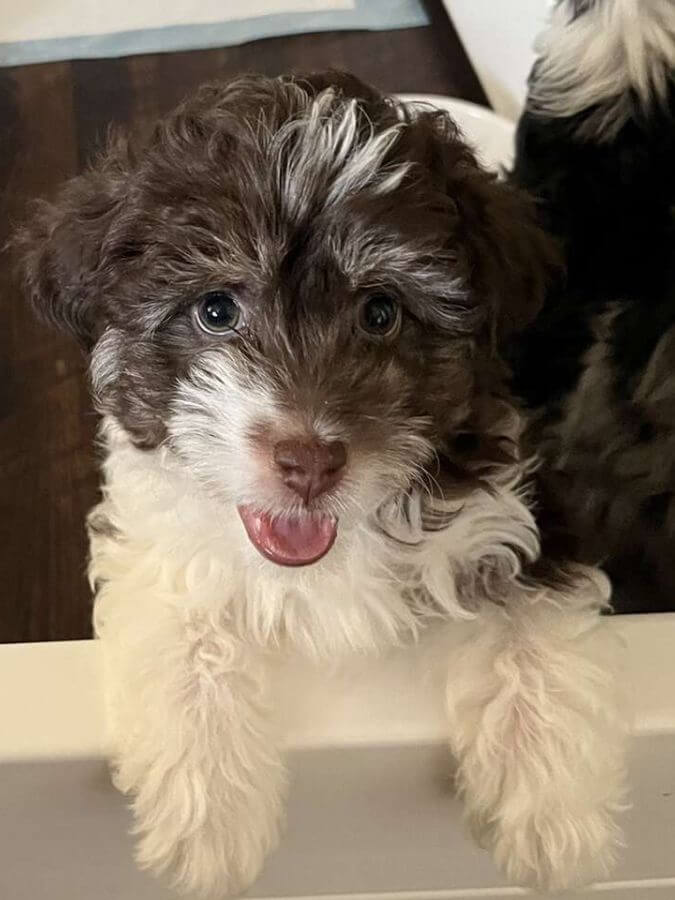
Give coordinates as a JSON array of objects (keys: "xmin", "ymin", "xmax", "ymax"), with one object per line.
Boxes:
[{"xmin": 0, "ymin": 2, "xmax": 488, "ymax": 642}]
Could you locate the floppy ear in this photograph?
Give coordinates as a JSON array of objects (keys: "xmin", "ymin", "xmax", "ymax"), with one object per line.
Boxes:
[
  {"xmin": 450, "ymin": 160, "xmax": 560, "ymax": 340},
  {"xmin": 15, "ymin": 140, "xmax": 130, "ymax": 349},
  {"xmin": 409, "ymin": 108, "xmax": 560, "ymax": 340}
]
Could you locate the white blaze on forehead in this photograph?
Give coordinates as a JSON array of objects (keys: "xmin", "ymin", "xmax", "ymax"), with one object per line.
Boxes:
[{"xmin": 270, "ymin": 89, "xmax": 412, "ymax": 221}]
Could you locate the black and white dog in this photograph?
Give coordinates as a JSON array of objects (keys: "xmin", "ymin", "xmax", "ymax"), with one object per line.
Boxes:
[
  {"xmin": 512, "ymin": 0, "xmax": 675, "ymax": 613},
  {"xmin": 16, "ymin": 0, "xmax": 675, "ymax": 895}
]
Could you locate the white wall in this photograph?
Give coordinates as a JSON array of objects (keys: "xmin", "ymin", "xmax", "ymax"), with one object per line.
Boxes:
[{"xmin": 442, "ymin": 0, "xmax": 553, "ymax": 119}]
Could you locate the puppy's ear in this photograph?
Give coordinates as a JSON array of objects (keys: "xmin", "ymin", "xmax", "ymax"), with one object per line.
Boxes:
[
  {"xmin": 15, "ymin": 139, "xmax": 130, "ymax": 349},
  {"xmin": 460, "ymin": 171, "xmax": 559, "ymax": 338},
  {"xmin": 411, "ymin": 109, "xmax": 559, "ymax": 339},
  {"xmin": 449, "ymin": 156, "xmax": 560, "ymax": 340}
]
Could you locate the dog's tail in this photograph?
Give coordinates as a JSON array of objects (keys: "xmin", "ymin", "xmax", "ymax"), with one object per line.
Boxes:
[{"xmin": 512, "ymin": 0, "xmax": 675, "ymax": 296}]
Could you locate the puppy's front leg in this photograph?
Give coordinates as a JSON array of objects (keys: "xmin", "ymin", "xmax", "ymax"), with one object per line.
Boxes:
[
  {"xmin": 446, "ymin": 569, "xmax": 626, "ymax": 891},
  {"xmin": 99, "ymin": 598, "xmax": 285, "ymax": 898}
]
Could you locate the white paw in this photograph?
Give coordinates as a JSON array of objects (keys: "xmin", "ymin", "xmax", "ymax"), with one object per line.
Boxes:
[
  {"xmin": 458, "ymin": 727, "xmax": 627, "ymax": 891},
  {"xmin": 472, "ymin": 801, "xmax": 623, "ymax": 891},
  {"xmin": 135, "ymin": 810, "xmax": 281, "ymax": 898},
  {"xmin": 127, "ymin": 761, "xmax": 286, "ymax": 898}
]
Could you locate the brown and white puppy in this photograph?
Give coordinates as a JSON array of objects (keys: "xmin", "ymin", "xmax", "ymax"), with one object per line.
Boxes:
[{"xmin": 17, "ymin": 72, "xmax": 625, "ymax": 896}]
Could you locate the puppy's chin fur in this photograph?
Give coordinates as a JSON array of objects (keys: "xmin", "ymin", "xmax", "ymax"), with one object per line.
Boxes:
[{"xmin": 91, "ymin": 415, "xmax": 538, "ymax": 659}]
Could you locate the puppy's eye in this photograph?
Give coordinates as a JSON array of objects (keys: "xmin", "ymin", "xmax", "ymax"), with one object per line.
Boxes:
[
  {"xmin": 358, "ymin": 293, "xmax": 401, "ymax": 337},
  {"xmin": 195, "ymin": 291, "xmax": 240, "ymax": 334}
]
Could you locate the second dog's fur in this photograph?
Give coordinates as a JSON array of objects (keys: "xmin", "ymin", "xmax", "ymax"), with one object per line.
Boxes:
[{"xmin": 512, "ymin": 0, "xmax": 675, "ymax": 611}]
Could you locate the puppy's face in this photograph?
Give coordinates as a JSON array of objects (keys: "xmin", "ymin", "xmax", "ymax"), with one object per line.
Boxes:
[{"xmin": 18, "ymin": 73, "xmax": 554, "ymax": 566}]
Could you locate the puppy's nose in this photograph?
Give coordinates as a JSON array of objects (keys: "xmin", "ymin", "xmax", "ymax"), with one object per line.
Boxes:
[{"xmin": 273, "ymin": 439, "xmax": 347, "ymax": 503}]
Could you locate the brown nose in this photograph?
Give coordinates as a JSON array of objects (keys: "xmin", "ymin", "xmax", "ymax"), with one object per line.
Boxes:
[{"xmin": 273, "ymin": 439, "xmax": 347, "ymax": 503}]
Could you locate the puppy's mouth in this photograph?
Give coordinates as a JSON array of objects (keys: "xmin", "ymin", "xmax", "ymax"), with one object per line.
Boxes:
[{"xmin": 237, "ymin": 505, "xmax": 338, "ymax": 566}]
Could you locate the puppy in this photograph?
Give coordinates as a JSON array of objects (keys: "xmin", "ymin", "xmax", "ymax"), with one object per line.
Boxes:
[
  {"xmin": 510, "ymin": 0, "xmax": 675, "ymax": 612},
  {"xmin": 18, "ymin": 70, "xmax": 625, "ymax": 895}
]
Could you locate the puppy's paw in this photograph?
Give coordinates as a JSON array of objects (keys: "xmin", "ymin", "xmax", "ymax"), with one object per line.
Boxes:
[
  {"xmin": 136, "ymin": 810, "xmax": 281, "ymax": 898},
  {"xmin": 481, "ymin": 803, "xmax": 623, "ymax": 891},
  {"xmin": 129, "ymin": 761, "xmax": 285, "ymax": 898}
]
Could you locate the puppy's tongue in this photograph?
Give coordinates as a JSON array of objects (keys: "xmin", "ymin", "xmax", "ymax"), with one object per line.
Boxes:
[{"xmin": 238, "ymin": 506, "xmax": 338, "ymax": 566}]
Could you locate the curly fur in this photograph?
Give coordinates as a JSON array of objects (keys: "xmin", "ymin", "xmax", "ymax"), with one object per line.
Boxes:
[{"xmin": 17, "ymin": 71, "xmax": 626, "ymax": 896}]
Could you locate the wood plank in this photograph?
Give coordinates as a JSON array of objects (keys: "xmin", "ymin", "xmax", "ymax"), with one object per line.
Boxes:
[{"xmin": 0, "ymin": 61, "xmax": 99, "ymax": 642}]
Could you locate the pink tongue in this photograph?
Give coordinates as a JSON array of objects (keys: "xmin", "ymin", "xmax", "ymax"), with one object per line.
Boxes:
[{"xmin": 238, "ymin": 506, "xmax": 338, "ymax": 566}]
